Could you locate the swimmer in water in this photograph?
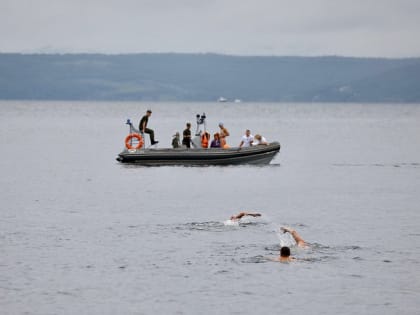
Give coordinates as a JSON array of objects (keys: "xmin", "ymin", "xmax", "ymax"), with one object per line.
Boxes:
[
  {"xmin": 230, "ymin": 212, "xmax": 261, "ymax": 221},
  {"xmin": 270, "ymin": 227, "xmax": 307, "ymax": 262},
  {"xmin": 270, "ymin": 246, "xmax": 295, "ymax": 262}
]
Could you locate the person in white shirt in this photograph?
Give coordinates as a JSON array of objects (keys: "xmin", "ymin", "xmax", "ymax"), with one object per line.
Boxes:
[
  {"xmin": 239, "ymin": 129, "xmax": 254, "ymax": 148},
  {"xmin": 253, "ymin": 134, "xmax": 268, "ymax": 145}
]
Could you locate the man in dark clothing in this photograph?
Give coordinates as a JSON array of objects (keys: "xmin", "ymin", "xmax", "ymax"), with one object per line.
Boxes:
[
  {"xmin": 182, "ymin": 122, "xmax": 192, "ymax": 148},
  {"xmin": 139, "ymin": 109, "xmax": 158, "ymax": 145}
]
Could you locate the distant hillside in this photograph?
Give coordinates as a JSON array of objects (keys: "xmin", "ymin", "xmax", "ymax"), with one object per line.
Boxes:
[{"xmin": 0, "ymin": 53, "xmax": 419, "ymax": 102}]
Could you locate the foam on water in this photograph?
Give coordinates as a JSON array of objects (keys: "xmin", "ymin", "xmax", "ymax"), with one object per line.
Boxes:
[{"xmin": 223, "ymin": 219, "xmax": 239, "ymax": 226}]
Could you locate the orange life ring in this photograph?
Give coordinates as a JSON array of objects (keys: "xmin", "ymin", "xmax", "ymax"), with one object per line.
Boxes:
[{"xmin": 125, "ymin": 133, "xmax": 144, "ymax": 149}]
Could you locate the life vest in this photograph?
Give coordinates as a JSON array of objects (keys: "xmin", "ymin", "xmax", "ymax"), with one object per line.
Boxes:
[{"xmin": 201, "ymin": 132, "xmax": 210, "ymax": 148}]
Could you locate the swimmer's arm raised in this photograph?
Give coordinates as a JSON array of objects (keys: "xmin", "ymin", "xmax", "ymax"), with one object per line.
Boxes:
[{"xmin": 281, "ymin": 227, "xmax": 306, "ymax": 247}]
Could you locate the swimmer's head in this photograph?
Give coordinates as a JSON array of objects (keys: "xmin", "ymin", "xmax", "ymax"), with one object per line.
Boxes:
[{"xmin": 280, "ymin": 246, "xmax": 291, "ymax": 257}]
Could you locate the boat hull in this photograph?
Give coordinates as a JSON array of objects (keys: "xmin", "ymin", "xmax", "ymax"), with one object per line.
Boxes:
[{"xmin": 116, "ymin": 142, "xmax": 280, "ymax": 166}]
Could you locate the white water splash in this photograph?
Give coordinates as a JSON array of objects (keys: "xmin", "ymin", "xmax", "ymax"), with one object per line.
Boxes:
[{"xmin": 223, "ymin": 219, "xmax": 239, "ymax": 226}]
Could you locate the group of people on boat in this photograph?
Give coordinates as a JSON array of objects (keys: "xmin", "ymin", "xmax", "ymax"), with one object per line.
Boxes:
[
  {"xmin": 208, "ymin": 122, "xmax": 230, "ymax": 149},
  {"xmin": 138, "ymin": 109, "xmax": 269, "ymax": 149},
  {"xmin": 171, "ymin": 121, "xmax": 232, "ymax": 149},
  {"xmin": 209, "ymin": 124, "xmax": 269, "ymax": 149},
  {"xmin": 173, "ymin": 121, "xmax": 268, "ymax": 149},
  {"xmin": 238, "ymin": 129, "xmax": 268, "ymax": 148},
  {"xmin": 229, "ymin": 212, "xmax": 307, "ymax": 262}
]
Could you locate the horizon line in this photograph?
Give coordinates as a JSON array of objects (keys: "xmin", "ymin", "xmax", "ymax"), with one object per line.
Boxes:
[{"xmin": 1, "ymin": 51, "xmax": 420, "ymax": 60}]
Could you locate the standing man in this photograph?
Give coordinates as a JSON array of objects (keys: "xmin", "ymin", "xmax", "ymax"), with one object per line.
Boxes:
[
  {"xmin": 239, "ymin": 129, "xmax": 254, "ymax": 148},
  {"xmin": 182, "ymin": 122, "xmax": 192, "ymax": 148},
  {"xmin": 218, "ymin": 122, "xmax": 230, "ymax": 148},
  {"xmin": 139, "ymin": 109, "xmax": 158, "ymax": 145},
  {"xmin": 218, "ymin": 122, "xmax": 230, "ymax": 138}
]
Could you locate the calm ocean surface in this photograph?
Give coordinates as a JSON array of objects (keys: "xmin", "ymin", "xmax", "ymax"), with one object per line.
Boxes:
[{"xmin": 1, "ymin": 101, "xmax": 420, "ymax": 315}]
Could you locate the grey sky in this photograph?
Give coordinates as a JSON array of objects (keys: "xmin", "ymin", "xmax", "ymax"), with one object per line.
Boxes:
[{"xmin": 1, "ymin": 0, "xmax": 419, "ymax": 57}]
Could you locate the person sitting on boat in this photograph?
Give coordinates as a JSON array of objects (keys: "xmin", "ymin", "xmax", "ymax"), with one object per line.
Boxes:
[
  {"xmin": 201, "ymin": 131, "xmax": 210, "ymax": 148},
  {"xmin": 230, "ymin": 212, "xmax": 261, "ymax": 221},
  {"xmin": 239, "ymin": 129, "xmax": 254, "ymax": 148},
  {"xmin": 182, "ymin": 122, "xmax": 192, "ymax": 148},
  {"xmin": 172, "ymin": 132, "xmax": 181, "ymax": 148},
  {"xmin": 139, "ymin": 109, "xmax": 158, "ymax": 145},
  {"xmin": 253, "ymin": 134, "xmax": 268, "ymax": 146},
  {"xmin": 210, "ymin": 133, "xmax": 221, "ymax": 148}
]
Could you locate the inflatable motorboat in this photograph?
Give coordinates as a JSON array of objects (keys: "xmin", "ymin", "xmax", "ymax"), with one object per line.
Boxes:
[
  {"xmin": 116, "ymin": 114, "xmax": 280, "ymax": 166},
  {"xmin": 116, "ymin": 142, "xmax": 280, "ymax": 166}
]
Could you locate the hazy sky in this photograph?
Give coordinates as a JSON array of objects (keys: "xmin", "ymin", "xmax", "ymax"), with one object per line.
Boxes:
[{"xmin": 1, "ymin": 0, "xmax": 419, "ymax": 57}]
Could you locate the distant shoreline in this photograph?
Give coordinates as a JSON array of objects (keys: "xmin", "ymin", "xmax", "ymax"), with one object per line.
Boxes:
[
  {"xmin": 1, "ymin": 53, "xmax": 419, "ymax": 102},
  {"xmin": 2, "ymin": 52, "xmax": 420, "ymax": 59}
]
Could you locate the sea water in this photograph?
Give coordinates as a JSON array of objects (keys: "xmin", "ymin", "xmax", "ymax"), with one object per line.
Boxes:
[{"xmin": 1, "ymin": 101, "xmax": 420, "ymax": 314}]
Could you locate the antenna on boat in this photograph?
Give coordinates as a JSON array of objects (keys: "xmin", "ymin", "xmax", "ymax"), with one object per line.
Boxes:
[{"xmin": 126, "ymin": 118, "xmax": 140, "ymax": 134}]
